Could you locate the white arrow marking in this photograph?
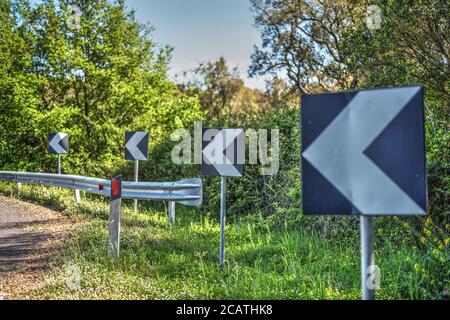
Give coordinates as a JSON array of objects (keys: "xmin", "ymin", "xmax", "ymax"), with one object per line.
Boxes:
[
  {"xmin": 126, "ymin": 132, "xmax": 147, "ymax": 160},
  {"xmin": 49, "ymin": 133, "xmax": 68, "ymax": 154},
  {"xmin": 203, "ymin": 129, "xmax": 243, "ymax": 177},
  {"xmin": 303, "ymin": 87, "xmax": 425, "ymax": 215}
]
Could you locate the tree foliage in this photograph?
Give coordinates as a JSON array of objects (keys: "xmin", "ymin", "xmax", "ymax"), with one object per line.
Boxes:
[
  {"xmin": 249, "ymin": 0, "xmax": 449, "ymax": 178},
  {"xmin": 180, "ymin": 57, "xmax": 298, "ymax": 125},
  {"xmin": 340, "ymin": 0, "xmax": 449, "ymax": 118},
  {"xmin": 0, "ymin": 0, "xmax": 203, "ymax": 175},
  {"xmin": 249, "ymin": 0, "xmax": 367, "ymax": 93},
  {"xmin": 250, "ymin": 0, "xmax": 449, "ymax": 113},
  {"xmin": 248, "ymin": 0, "xmax": 449, "ymax": 228}
]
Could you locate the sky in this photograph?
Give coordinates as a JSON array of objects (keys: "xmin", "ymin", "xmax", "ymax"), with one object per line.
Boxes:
[{"xmin": 125, "ymin": 0, "xmax": 266, "ymax": 89}]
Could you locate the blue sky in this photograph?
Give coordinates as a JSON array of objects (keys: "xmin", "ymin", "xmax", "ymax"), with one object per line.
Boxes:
[{"xmin": 126, "ymin": 0, "xmax": 266, "ymax": 89}]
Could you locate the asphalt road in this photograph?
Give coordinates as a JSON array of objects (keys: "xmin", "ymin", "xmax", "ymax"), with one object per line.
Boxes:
[{"xmin": 0, "ymin": 195, "xmax": 70, "ymax": 298}]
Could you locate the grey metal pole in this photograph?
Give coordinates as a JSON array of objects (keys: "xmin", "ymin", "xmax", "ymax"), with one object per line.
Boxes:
[
  {"xmin": 134, "ymin": 160, "xmax": 139, "ymax": 212},
  {"xmin": 168, "ymin": 201, "xmax": 175, "ymax": 228},
  {"xmin": 57, "ymin": 154, "xmax": 61, "ymax": 174},
  {"xmin": 74, "ymin": 189, "xmax": 81, "ymax": 203},
  {"xmin": 219, "ymin": 176, "xmax": 227, "ymax": 267},
  {"xmin": 108, "ymin": 176, "xmax": 122, "ymax": 260},
  {"xmin": 360, "ymin": 215, "xmax": 375, "ymax": 300},
  {"xmin": 108, "ymin": 197, "xmax": 122, "ymax": 259}
]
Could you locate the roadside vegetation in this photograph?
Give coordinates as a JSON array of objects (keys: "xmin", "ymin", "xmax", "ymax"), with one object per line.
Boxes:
[{"xmin": 0, "ymin": 184, "xmax": 448, "ymax": 300}]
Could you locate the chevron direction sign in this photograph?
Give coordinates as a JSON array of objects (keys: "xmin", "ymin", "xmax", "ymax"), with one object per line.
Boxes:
[
  {"xmin": 125, "ymin": 132, "xmax": 149, "ymax": 161},
  {"xmin": 301, "ymin": 86, "xmax": 427, "ymax": 216},
  {"xmin": 202, "ymin": 128, "xmax": 245, "ymax": 177},
  {"xmin": 48, "ymin": 133, "xmax": 69, "ymax": 154}
]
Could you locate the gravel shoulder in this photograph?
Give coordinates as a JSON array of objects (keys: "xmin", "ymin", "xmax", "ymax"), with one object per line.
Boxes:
[{"xmin": 0, "ymin": 194, "xmax": 74, "ymax": 299}]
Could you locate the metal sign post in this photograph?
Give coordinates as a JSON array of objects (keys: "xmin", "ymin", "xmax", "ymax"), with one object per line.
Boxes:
[
  {"xmin": 134, "ymin": 160, "xmax": 139, "ymax": 212},
  {"xmin": 57, "ymin": 154, "xmax": 61, "ymax": 174},
  {"xmin": 49, "ymin": 133, "xmax": 69, "ymax": 175},
  {"xmin": 108, "ymin": 176, "xmax": 122, "ymax": 260},
  {"xmin": 300, "ymin": 86, "xmax": 427, "ymax": 300},
  {"xmin": 49, "ymin": 132, "xmax": 79, "ymax": 201},
  {"xmin": 360, "ymin": 215, "xmax": 375, "ymax": 300},
  {"xmin": 219, "ymin": 176, "xmax": 227, "ymax": 267},
  {"xmin": 125, "ymin": 131, "xmax": 149, "ymax": 213},
  {"xmin": 202, "ymin": 128, "xmax": 244, "ymax": 267}
]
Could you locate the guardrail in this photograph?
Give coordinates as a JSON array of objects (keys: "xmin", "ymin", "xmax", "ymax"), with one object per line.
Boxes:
[
  {"xmin": 0, "ymin": 171, "xmax": 203, "ymax": 259},
  {"xmin": 0, "ymin": 171, "xmax": 203, "ymax": 258},
  {"xmin": 0, "ymin": 171, "xmax": 202, "ymax": 207}
]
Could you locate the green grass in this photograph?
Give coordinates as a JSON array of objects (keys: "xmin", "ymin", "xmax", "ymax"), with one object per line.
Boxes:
[{"xmin": 1, "ymin": 184, "xmax": 448, "ymax": 300}]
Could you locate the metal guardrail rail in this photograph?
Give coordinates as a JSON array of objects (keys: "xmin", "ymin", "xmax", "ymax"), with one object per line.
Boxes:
[{"xmin": 0, "ymin": 171, "xmax": 202, "ymax": 207}]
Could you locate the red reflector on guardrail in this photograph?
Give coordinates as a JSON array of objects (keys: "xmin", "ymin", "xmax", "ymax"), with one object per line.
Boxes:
[
  {"xmin": 112, "ymin": 179, "xmax": 119, "ymax": 197},
  {"xmin": 110, "ymin": 176, "xmax": 122, "ymax": 201}
]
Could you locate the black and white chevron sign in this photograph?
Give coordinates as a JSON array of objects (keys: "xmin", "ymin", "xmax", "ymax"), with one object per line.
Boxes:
[
  {"xmin": 125, "ymin": 131, "xmax": 149, "ymax": 161},
  {"xmin": 48, "ymin": 133, "xmax": 69, "ymax": 154},
  {"xmin": 301, "ymin": 86, "xmax": 427, "ymax": 216},
  {"xmin": 202, "ymin": 128, "xmax": 244, "ymax": 177}
]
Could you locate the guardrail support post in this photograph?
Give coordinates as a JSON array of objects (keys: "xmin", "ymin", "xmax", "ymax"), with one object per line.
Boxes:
[
  {"xmin": 168, "ymin": 201, "xmax": 175, "ymax": 228},
  {"xmin": 108, "ymin": 176, "xmax": 122, "ymax": 260},
  {"xmin": 108, "ymin": 198, "xmax": 121, "ymax": 259},
  {"xmin": 74, "ymin": 189, "xmax": 81, "ymax": 203}
]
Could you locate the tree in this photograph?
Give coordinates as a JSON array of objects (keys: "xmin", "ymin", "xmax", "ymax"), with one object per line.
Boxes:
[
  {"xmin": 249, "ymin": 0, "xmax": 365, "ymax": 93},
  {"xmin": 183, "ymin": 57, "xmax": 270, "ymax": 125},
  {"xmin": 249, "ymin": 0, "xmax": 449, "ymax": 225},
  {"xmin": 341, "ymin": 0, "xmax": 449, "ymax": 118},
  {"xmin": 0, "ymin": 0, "xmax": 203, "ymax": 175},
  {"xmin": 249, "ymin": 0, "xmax": 449, "ymax": 125},
  {"xmin": 192, "ymin": 57, "xmax": 243, "ymax": 123},
  {"xmin": 264, "ymin": 76, "xmax": 298, "ymax": 110},
  {"xmin": 0, "ymin": 0, "xmax": 46, "ymax": 171}
]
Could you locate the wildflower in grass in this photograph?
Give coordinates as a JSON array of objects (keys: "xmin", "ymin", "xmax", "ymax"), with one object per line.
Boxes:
[
  {"xmin": 414, "ymin": 263, "xmax": 422, "ymax": 273},
  {"xmin": 433, "ymin": 249, "xmax": 440, "ymax": 258},
  {"xmin": 420, "ymin": 237, "xmax": 426, "ymax": 244},
  {"xmin": 324, "ymin": 287, "xmax": 340, "ymax": 299},
  {"xmin": 423, "ymin": 227, "xmax": 431, "ymax": 237}
]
